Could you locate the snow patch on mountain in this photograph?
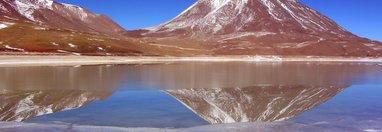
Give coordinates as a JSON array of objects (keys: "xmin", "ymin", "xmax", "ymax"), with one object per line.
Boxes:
[
  {"xmin": 68, "ymin": 43, "xmax": 77, "ymax": 48},
  {"xmin": 14, "ymin": 0, "xmax": 53, "ymax": 22},
  {"xmin": 13, "ymin": 0, "xmax": 53, "ymax": 22},
  {"xmin": 5, "ymin": 0, "xmax": 90, "ymax": 23},
  {"xmin": 221, "ymin": 32, "xmax": 276, "ymax": 41},
  {"xmin": 50, "ymin": 42, "xmax": 59, "ymax": 46},
  {"xmin": 276, "ymin": 0, "xmax": 308, "ymax": 29},
  {"xmin": 60, "ymin": 3, "xmax": 89, "ymax": 21},
  {"xmin": 57, "ymin": 50, "xmax": 80, "ymax": 55},
  {"xmin": 17, "ymin": 0, "xmax": 53, "ymax": 9},
  {"xmin": 0, "ymin": 3, "xmax": 8, "ymax": 12},
  {"xmin": 149, "ymin": 0, "xmax": 256, "ymax": 34},
  {"xmin": 14, "ymin": 0, "xmax": 36, "ymax": 21},
  {"xmin": 260, "ymin": 0, "xmax": 282, "ymax": 21},
  {"xmin": 209, "ymin": 0, "xmax": 231, "ymax": 14},
  {"xmin": 3, "ymin": 16, "xmax": 19, "ymax": 20},
  {"xmin": 33, "ymin": 26, "xmax": 48, "ymax": 30},
  {"xmin": 0, "ymin": 24, "xmax": 9, "ymax": 29},
  {"xmin": 4, "ymin": 45, "xmax": 25, "ymax": 51},
  {"xmin": 146, "ymin": 0, "xmax": 351, "ymax": 39}
]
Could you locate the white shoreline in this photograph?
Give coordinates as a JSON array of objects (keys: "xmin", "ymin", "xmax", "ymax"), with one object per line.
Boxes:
[
  {"xmin": 1, "ymin": 121, "xmax": 380, "ymax": 132},
  {"xmin": 0, "ymin": 55, "xmax": 381, "ymax": 66}
]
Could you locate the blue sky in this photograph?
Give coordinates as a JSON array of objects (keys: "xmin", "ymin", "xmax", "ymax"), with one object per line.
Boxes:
[{"xmin": 55, "ymin": 0, "xmax": 382, "ymax": 42}]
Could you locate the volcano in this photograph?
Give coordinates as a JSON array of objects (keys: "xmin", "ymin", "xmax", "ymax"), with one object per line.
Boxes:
[{"xmin": 144, "ymin": 0, "xmax": 382, "ymax": 56}]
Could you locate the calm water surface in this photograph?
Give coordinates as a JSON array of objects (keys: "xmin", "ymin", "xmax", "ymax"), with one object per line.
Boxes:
[{"xmin": 1, "ymin": 62, "xmax": 382, "ymax": 130}]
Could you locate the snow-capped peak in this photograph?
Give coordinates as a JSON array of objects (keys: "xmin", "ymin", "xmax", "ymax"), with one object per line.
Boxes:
[
  {"xmin": 13, "ymin": 0, "xmax": 53, "ymax": 22},
  {"xmin": 149, "ymin": 0, "xmax": 254, "ymax": 34},
  {"xmin": 15, "ymin": 0, "xmax": 53, "ymax": 9},
  {"xmin": 147, "ymin": 0, "xmax": 346, "ymax": 38},
  {"xmin": 209, "ymin": 0, "xmax": 232, "ymax": 10},
  {"xmin": 0, "ymin": 0, "xmax": 127, "ymax": 36},
  {"xmin": 207, "ymin": 0, "xmax": 249, "ymax": 15},
  {"xmin": 7, "ymin": 0, "xmax": 89, "ymax": 23}
]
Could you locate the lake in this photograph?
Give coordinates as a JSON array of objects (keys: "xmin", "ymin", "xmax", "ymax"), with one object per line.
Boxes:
[{"xmin": 1, "ymin": 62, "xmax": 382, "ymax": 131}]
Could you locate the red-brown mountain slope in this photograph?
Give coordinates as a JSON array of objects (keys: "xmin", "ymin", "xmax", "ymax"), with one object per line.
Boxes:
[{"xmin": 144, "ymin": 0, "xmax": 382, "ymax": 57}]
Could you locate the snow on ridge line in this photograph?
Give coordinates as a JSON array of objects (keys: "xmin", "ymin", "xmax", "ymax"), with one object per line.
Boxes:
[
  {"xmin": 60, "ymin": 2, "xmax": 78, "ymax": 8},
  {"xmin": 10, "ymin": 0, "xmax": 91, "ymax": 22},
  {"xmin": 145, "ymin": 1, "xmax": 199, "ymax": 31},
  {"xmin": 14, "ymin": 0, "xmax": 37, "ymax": 21},
  {"xmin": 43, "ymin": 0, "xmax": 54, "ymax": 7},
  {"xmin": 18, "ymin": 0, "xmax": 54, "ymax": 8},
  {"xmin": 60, "ymin": 2, "xmax": 90, "ymax": 21},
  {"xmin": 12, "ymin": 0, "xmax": 54, "ymax": 22},
  {"xmin": 145, "ymin": 0, "xmax": 324, "ymax": 36},
  {"xmin": 149, "ymin": 0, "xmax": 250, "ymax": 32},
  {"xmin": 209, "ymin": 0, "xmax": 231, "ymax": 12}
]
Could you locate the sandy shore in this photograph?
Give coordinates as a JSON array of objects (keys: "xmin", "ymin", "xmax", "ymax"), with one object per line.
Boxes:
[{"xmin": 0, "ymin": 55, "xmax": 381, "ymax": 67}]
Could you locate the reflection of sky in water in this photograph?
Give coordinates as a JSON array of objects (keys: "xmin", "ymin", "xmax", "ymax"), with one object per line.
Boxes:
[
  {"xmin": 30, "ymin": 90, "xmax": 208, "ymax": 128},
  {"xmin": 292, "ymin": 85, "xmax": 382, "ymax": 130}
]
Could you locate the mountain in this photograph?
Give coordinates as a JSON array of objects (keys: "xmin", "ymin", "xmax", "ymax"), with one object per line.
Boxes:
[
  {"xmin": 0, "ymin": 0, "xmax": 169, "ymax": 55},
  {"xmin": 144, "ymin": 0, "xmax": 382, "ymax": 57},
  {"xmin": 0, "ymin": 0, "xmax": 125, "ymax": 36},
  {"xmin": 165, "ymin": 85, "xmax": 347, "ymax": 124}
]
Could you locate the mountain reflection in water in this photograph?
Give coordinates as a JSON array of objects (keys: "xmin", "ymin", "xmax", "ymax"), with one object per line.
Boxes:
[
  {"xmin": 0, "ymin": 89, "xmax": 111, "ymax": 122},
  {"xmin": 0, "ymin": 66, "xmax": 122, "ymax": 121},
  {"xmin": 0, "ymin": 62, "xmax": 381, "ymax": 127},
  {"xmin": 165, "ymin": 85, "xmax": 346, "ymax": 124}
]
